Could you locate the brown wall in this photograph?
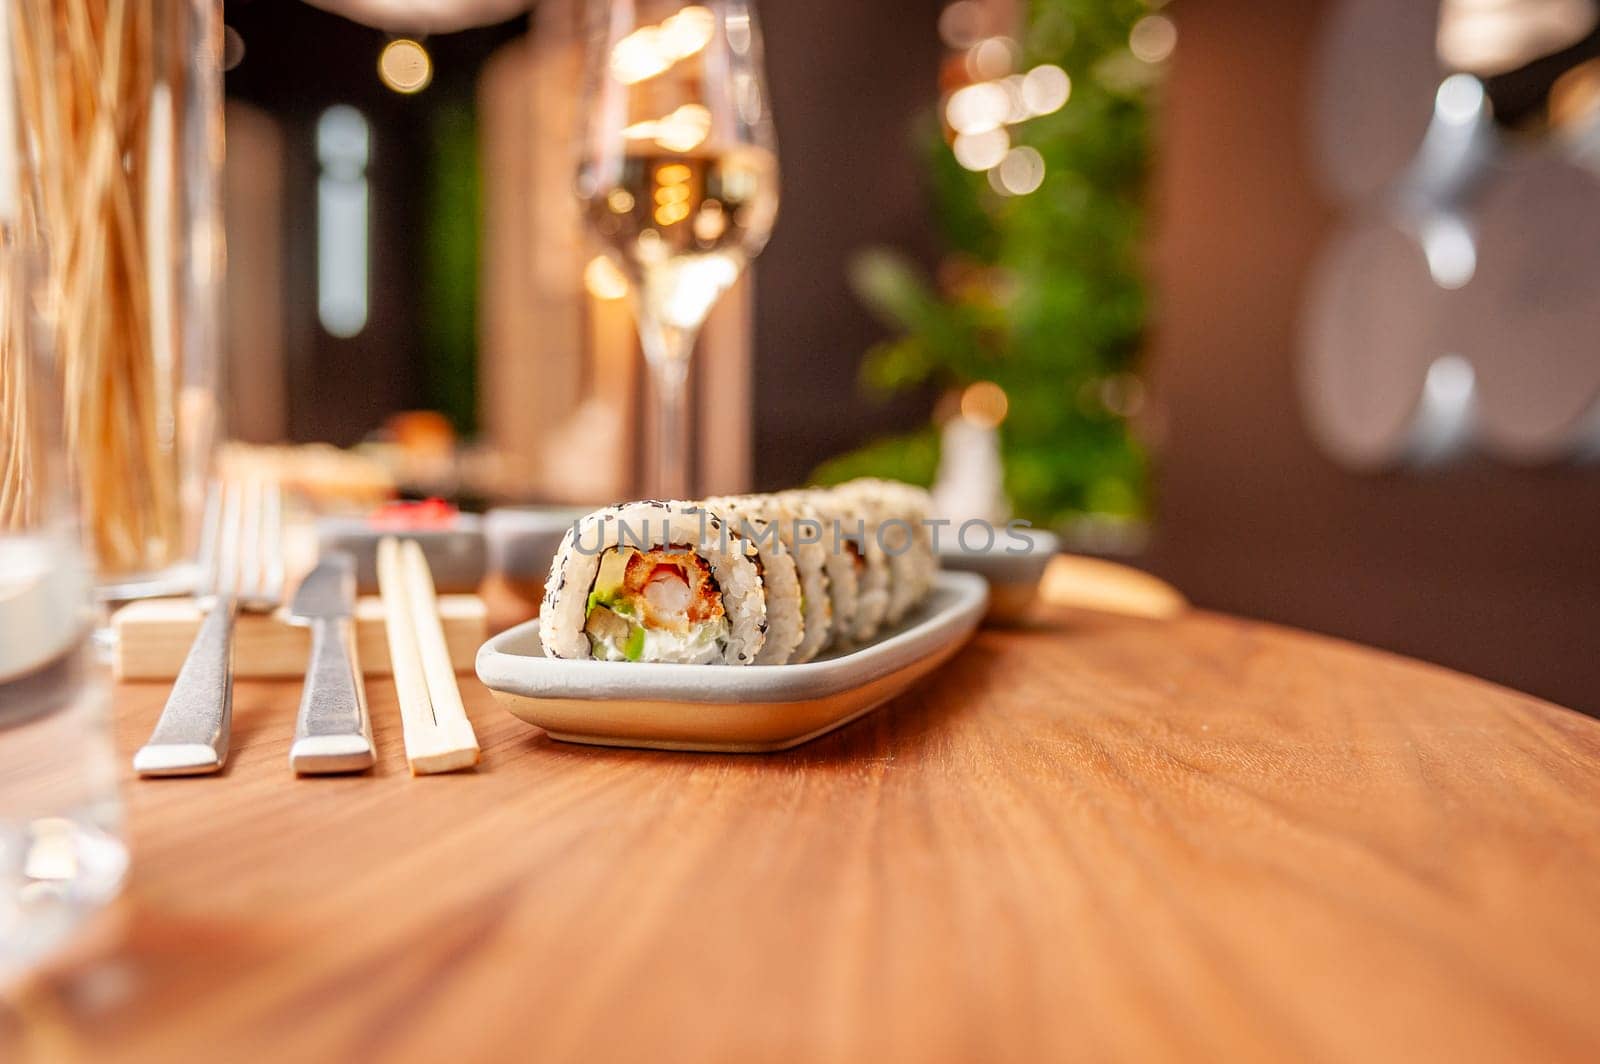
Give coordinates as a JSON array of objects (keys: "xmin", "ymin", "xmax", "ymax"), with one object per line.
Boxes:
[
  {"xmin": 1144, "ymin": 0, "xmax": 1600, "ymax": 714},
  {"xmin": 750, "ymin": 0, "xmax": 946, "ymax": 489}
]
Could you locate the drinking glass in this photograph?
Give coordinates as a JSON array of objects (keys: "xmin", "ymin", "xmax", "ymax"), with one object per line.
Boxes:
[
  {"xmin": 0, "ymin": 21, "xmax": 128, "ymax": 979},
  {"xmin": 576, "ymin": 0, "xmax": 779, "ymax": 498}
]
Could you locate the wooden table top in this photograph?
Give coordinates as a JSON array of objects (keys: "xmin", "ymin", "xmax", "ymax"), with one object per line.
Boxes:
[{"xmin": 7, "ymin": 601, "xmax": 1600, "ymax": 1063}]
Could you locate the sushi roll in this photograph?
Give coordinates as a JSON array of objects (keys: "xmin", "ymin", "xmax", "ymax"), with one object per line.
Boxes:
[
  {"xmin": 539, "ymin": 500, "xmax": 767, "ymax": 664},
  {"xmin": 810, "ymin": 486, "xmax": 890, "ymax": 644},
  {"xmin": 703, "ymin": 494, "xmax": 806, "ymax": 664}
]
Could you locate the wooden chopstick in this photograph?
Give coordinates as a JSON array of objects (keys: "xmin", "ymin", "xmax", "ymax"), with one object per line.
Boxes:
[{"xmin": 377, "ymin": 537, "xmax": 481, "ymax": 775}]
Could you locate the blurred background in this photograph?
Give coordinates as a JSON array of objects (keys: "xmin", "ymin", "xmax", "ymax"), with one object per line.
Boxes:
[{"xmin": 216, "ymin": 0, "xmax": 1600, "ymax": 714}]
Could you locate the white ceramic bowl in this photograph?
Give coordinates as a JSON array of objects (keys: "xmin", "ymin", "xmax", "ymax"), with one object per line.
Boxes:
[{"xmin": 936, "ymin": 527, "xmax": 1059, "ymax": 624}]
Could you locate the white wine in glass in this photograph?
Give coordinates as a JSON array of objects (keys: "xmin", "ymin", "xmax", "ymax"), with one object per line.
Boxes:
[{"xmin": 577, "ymin": 0, "xmax": 778, "ymax": 499}]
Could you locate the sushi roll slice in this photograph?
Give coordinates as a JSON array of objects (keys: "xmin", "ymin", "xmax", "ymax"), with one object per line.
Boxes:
[
  {"xmin": 716, "ymin": 491, "xmax": 834, "ymax": 662},
  {"xmin": 773, "ymin": 489, "xmax": 855, "ymax": 654},
  {"xmin": 703, "ymin": 494, "xmax": 806, "ymax": 664},
  {"xmin": 810, "ymin": 486, "xmax": 890, "ymax": 644},
  {"xmin": 539, "ymin": 500, "xmax": 767, "ymax": 664},
  {"xmin": 764, "ymin": 492, "xmax": 835, "ymax": 661},
  {"xmin": 883, "ymin": 480, "xmax": 938, "ymax": 609},
  {"xmin": 835, "ymin": 478, "xmax": 938, "ymax": 623}
]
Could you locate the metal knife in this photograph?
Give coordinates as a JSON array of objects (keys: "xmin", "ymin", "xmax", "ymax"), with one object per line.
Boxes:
[{"xmin": 287, "ymin": 551, "xmax": 375, "ymax": 774}]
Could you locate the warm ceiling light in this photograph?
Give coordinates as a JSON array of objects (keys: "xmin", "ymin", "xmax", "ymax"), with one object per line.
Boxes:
[
  {"xmin": 1549, "ymin": 56, "xmax": 1600, "ymax": 129},
  {"xmin": 1438, "ymin": 0, "xmax": 1598, "ymax": 77},
  {"xmin": 378, "ymin": 38, "xmax": 431, "ymax": 94}
]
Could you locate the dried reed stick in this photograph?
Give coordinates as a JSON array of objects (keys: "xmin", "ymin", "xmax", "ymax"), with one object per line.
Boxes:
[
  {"xmin": 0, "ymin": 236, "xmax": 40, "ymax": 529},
  {"xmin": 2, "ymin": 0, "xmax": 193, "ymax": 572}
]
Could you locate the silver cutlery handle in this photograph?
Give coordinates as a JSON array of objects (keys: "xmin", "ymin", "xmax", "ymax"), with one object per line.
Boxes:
[
  {"xmin": 133, "ymin": 599, "xmax": 237, "ymax": 777},
  {"xmin": 289, "ymin": 616, "xmax": 375, "ymax": 774}
]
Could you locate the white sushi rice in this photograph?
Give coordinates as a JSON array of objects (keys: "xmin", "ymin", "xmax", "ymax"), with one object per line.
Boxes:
[
  {"xmin": 807, "ymin": 487, "xmax": 890, "ymax": 643},
  {"xmin": 775, "ymin": 489, "xmax": 857, "ymax": 653},
  {"xmin": 761, "ymin": 491, "xmax": 834, "ymax": 661},
  {"xmin": 834, "ymin": 478, "xmax": 938, "ymax": 623},
  {"xmin": 703, "ymin": 494, "xmax": 806, "ymax": 665}
]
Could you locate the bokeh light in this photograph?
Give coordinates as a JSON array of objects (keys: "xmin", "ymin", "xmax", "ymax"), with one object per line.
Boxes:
[
  {"xmin": 584, "ymin": 255, "xmax": 630, "ymax": 301},
  {"xmin": 624, "ymin": 103, "xmax": 713, "ymax": 152},
  {"xmin": 938, "ymin": 1, "xmax": 987, "ymax": 49},
  {"xmin": 658, "ymin": 6, "xmax": 715, "ymax": 60},
  {"xmin": 653, "ymin": 161, "xmax": 694, "ymax": 226},
  {"xmin": 995, "ymin": 146, "xmax": 1045, "ymax": 195},
  {"xmin": 1021, "ymin": 65, "xmax": 1071, "ymax": 115},
  {"xmin": 953, "ymin": 127, "xmax": 1009, "ymax": 171},
  {"xmin": 946, "ymin": 82, "xmax": 1010, "ymax": 134},
  {"xmin": 1438, "ymin": 0, "xmax": 1597, "ymax": 77},
  {"xmin": 222, "ymin": 25, "xmax": 245, "ymax": 72},
  {"xmin": 1129, "ymin": 15, "xmax": 1177, "ymax": 64},
  {"xmin": 968, "ymin": 36, "xmax": 1018, "ymax": 80},
  {"xmin": 610, "ymin": 30, "xmax": 673, "ymax": 84},
  {"xmin": 1419, "ymin": 213, "xmax": 1477, "ymax": 289},
  {"xmin": 655, "ymin": 103, "xmax": 712, "ymax": 151},
  {"xmin": 378, "ymin": 39, "xmax": 431, "ymax": 94},
  {"xmin": 1434, "ymin": 73, "xmax": 1486, "ymax": 125},
  {"xmin": 610, "ymin": 6, "xmax": 716, "ymax": 85},
  {"xmin": 1000, "ymin": 75, "xmax": 1030, "ymax": 123},
  {"xmin": 694, "ymin": 200, "xmax": 728, "ymax": 242},
  {"xmin": 1550, "ymin": 58, "xmax": 1600, "ymax": 131},
  {"xmin": 961, "ymin": 381, "xmax": 1010, "ymax": 428}
]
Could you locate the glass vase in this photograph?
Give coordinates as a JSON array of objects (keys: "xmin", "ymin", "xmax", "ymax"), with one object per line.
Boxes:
[
  {"xmin": 10, "ymin": 0, "xmax": 223, "ymax": 598},
  {"xmin": 1, "ymin": 2, "xmax": 128, "ymax": 981}
]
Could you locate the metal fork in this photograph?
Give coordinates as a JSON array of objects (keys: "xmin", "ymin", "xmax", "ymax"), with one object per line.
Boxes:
[{"xmin": 132, "ymin": 478, "xmax": 285, "ymax": 776}]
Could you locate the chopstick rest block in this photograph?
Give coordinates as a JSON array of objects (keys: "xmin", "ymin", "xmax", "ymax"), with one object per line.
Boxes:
[{"xmin": 112, "ymin": 595, "xmax": 486, "ymax": 681}]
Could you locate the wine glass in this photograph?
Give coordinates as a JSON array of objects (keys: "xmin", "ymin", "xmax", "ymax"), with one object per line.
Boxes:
[{"xmin": 576, "ymin": 0, "xmax": 779, "ymax": 499}]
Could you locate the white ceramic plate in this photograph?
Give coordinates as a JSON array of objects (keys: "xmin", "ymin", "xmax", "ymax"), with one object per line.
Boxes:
[{"xmin": 476, "ymin": 570, "xmax": 988, "ymax": 753}]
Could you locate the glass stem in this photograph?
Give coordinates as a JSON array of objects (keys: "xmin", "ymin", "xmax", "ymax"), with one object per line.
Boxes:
[{"xmin": 636, "ymin": 306, "xmax": 698, "ymax": 500}]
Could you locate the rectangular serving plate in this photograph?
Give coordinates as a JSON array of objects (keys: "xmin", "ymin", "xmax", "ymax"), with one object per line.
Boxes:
[{"xmin": 475, "ymin": 569, "xmax": 988, "ymax": 753}]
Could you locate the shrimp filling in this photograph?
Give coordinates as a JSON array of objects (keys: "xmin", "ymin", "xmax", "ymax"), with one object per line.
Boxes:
[{"xmin": 583, "ymin": 546, "xmax": 728, "ymax": 663}]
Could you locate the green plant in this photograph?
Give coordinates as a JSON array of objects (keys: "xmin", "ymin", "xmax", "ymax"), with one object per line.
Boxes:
[{"xmin": 814, "ymin": 0, "xmax": 1158, "ymax": 529}]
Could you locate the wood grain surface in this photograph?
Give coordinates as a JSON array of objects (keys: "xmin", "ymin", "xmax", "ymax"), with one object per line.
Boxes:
[{"xmin": 6, "ymin": 604, "xmax": 1600, "ymax": 1063}]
